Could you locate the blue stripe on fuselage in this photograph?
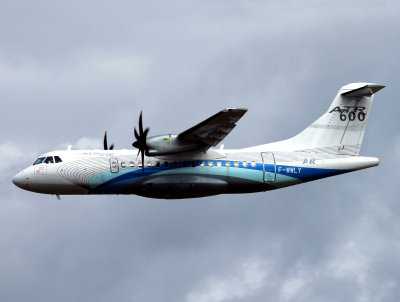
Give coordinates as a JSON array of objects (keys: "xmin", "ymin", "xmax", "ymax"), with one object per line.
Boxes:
[
  {"xmin": 88, "ymin": 160, "xmax": 348, "ymax": 194},
  {"xmin": 275, "ymin": 165, "xmax": 347, "ymax": 181}
]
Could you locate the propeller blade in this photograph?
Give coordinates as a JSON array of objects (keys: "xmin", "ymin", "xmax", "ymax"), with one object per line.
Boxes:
[
  {"xmin": 104, "ymin": 131, "xmax": 108, "ymax": 150},
  {"xmin": 134, "ymin": 126, "xmax": 140, "ymax": 141},
  {"xmin": 139, "ymin": 111, "xmax": 143, "ymax": 136},
  {"xmin": 104, "ymin": 130, "xmax": 115, "ymax": 150}
]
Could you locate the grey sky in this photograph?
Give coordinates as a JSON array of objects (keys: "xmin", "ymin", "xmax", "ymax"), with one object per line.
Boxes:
[{"xmin": 1, "ymin": 1, "xmax": 400, "ymax": 301}]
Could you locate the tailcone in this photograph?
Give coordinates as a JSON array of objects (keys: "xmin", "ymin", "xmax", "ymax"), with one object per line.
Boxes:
[{"xmin": 337, "ymin": 156, "xmax": 380, "ymax": 171}]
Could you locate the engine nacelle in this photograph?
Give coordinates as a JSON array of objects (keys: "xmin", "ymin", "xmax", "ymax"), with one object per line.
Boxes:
[{"xmin": 145, "ymin": 135, "xmax": 204, "ymax": 156}]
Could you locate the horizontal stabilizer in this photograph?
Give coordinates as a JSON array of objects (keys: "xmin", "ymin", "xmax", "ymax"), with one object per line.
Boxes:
[{"xmin": 341, "ymin": 83, "xmax": 385, "ymax": 98}]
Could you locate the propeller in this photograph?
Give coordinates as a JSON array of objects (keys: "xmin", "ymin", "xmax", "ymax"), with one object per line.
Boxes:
[
  {"xmin": 103, "ymin": 131, "xmax": 114, "ymax": 150},
  {"xmin": 132, "ymin": 111, "xmax": 150, "ymax": 174}
]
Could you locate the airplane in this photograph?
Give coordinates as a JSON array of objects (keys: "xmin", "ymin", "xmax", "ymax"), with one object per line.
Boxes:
[{"xmin": 12, "ymin": 82, "xmax": 384, "ymax": 199}]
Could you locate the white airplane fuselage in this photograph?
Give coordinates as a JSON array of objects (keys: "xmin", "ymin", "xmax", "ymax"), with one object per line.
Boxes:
[
  {"xmin": 12, "ymin": 82, "xmax": 384, "ymax": 199},
  {"xmin": 12, "ymin": 148, "xmax": 379, "ymax": 199}
]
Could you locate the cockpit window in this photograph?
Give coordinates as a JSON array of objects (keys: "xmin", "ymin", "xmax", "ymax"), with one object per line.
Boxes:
[
  {"xmin": 33, "ymin": 156, "xmax": 62, "ymax": 165},
  {"xmin": 44, "ymin": 156, "xmax": 54, "ymax": 164},
  {"xmin": 33, "ymin": 157, "xmax": 45, "ymax": 165}
]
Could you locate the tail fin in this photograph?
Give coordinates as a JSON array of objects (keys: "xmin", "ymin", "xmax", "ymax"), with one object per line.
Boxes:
[
  {"xmin": 247, "ymin": 83, "xmax": 385, "ymax": 155},
  {"xmin": 285, "ymin": 83, "xmax": 385, "ymax": 155}
]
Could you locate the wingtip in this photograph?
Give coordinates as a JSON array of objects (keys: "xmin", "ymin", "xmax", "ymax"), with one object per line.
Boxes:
[{"xmin": 223, "ymin": 107, "xmax": 248, "ymax": 112}]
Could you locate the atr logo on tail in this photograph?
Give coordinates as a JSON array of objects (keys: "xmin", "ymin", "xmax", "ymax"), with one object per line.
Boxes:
[{"xmin": 329, "ymin": 106, "xmax": 366, "ymax": 121}]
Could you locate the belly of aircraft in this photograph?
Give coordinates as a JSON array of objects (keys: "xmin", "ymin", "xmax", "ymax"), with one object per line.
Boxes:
[{"xmin": 90, "ymin": 174, "xmax": 268, "ymax": 199}]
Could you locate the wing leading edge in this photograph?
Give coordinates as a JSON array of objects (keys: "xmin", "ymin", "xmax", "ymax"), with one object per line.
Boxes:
[{"xmin": 178, "ymin": 108, "xmax": 248, "ymax": 149}]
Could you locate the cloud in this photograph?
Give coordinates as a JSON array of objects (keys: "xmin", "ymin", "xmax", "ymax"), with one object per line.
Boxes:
[
  {"xmin": 0, "ymin": 49, "xmax": 150, "ymax": 100},
  {"xmin": 54, "ymin": 136, "xmax": 102, "ymax": 151},
  {"xmin": 394, "ymin": 135, "xmax": 400, "ymax": 171},
  {"xmin": 327, "ymin": 241, "xmax": 369, "ymax": 284},
  {"xmin": 186, "ymin": 258, "xmax": 268, "ymax": 302},
  {"xmin": 0, "ymin": 142, "xmax": 36, "ymax": 172},
  {"xmin": 279, "ymin": 261, "xmax": 310, "ymax": 301}
]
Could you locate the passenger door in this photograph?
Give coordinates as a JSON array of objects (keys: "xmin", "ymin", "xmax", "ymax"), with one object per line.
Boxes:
[{"xmin": 261, "ymin": 152, "xmax": 276, "ymax": 182}]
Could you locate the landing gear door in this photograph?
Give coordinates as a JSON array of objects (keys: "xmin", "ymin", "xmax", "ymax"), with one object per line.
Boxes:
[
  {"xmin": 110, "ymin": 158, "xmax": 119, "ymax": 173},
  {"xmin": 261, "ymin": 152, "xmax": 276, "ymax": 182}
]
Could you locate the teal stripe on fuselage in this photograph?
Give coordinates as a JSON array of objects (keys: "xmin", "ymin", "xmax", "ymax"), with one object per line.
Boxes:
[
  {"xmin": 89, "ymin": 164, "xmax": 263, "ymax": 193},
  {"xmin": 89, "ymin": 168, "xmax": 137, "ymax": 189},
  {"xmin": 88, "ymin": 159, "xmax": 348, "ymax": 194}
]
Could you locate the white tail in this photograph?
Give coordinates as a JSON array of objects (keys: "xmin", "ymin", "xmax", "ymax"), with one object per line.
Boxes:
[{"xmin": 246, "ymin": 83, "xmax": 385, "ymax": 155}]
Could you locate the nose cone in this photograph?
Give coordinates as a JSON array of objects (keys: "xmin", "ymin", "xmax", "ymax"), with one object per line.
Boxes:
[{"xmin": 12, "ymin": 171, "xmax": 26, "ymax": 189}]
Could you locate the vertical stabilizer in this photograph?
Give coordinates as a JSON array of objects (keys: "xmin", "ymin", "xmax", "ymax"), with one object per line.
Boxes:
[
  {"xmin": 285, "ymin": 83, "xmax": 385, "ymax": 154},
  {"xmin": 245, "ymin": 83, "xmax": 385, "ymax": 155}
]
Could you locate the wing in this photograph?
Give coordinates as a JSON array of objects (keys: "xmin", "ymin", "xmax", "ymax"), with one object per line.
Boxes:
[{"xmin": 177, "ymin": 108, "xmax": 248, "ymax": 149}]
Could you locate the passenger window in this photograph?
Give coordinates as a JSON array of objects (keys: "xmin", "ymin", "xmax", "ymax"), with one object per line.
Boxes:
[
  {"xmin": 243, "ymin": 161, "xmax": 248, "ymax": 167},
  {"xmin": 200, "ymin": 161, "xmax": 205, "ymax": 167},
  {"xmin": 138, "ymin": 162, "xmax": 143, "ymax": 168},
  {"xmin": 33, "ymin": 157, "xmax": 45, "ymax": 165},
  {"xmin": 251, "ymin": 161, "xmax": 256, "ymax": 167},
  {"xmin": 164, "ymin": 162, "xmax": 169, "ymax": 168},
  {"xmin": 147, "ymin": 162, "xmax": 152, "ymax": 167},
  {"xmin": 234, "ymin": 161, "xmax": 239, "ymax": 167},
  {"xmin": 121, "ymin": 162, "xmax": 126, "ymax": 168},
  {"xmin": 183, "ymin": 161, "xmax": 187, "ymax": 167},
  {"xmin": 44, "ymin": 156, "xmax": 54, "ymax": 164},
  {"xmin": 54, "ymin": 156, "xmax": 63, "ymax": 163},
  {"xmin": 173, "ymin": 162, "xmax": 178, "ymax": 168},
  {"xmin": 129, "ymin": 161, "xmax": 135, "ymax": 168},
  {"xmin": 217, "ymin": 161, "xmax": 222, "ymax": 167},
  {"xmin": 208, "ymin": 161, "xmax": 213, "ymax": 167},
  {"xmin": 192, "ymin": 161, "xmax": 196, "ymax": 167},
  {"xmin": 225, "ymin": 161, "xmax": 231, "ymax": 167},
  {"xmin": 156, "ymin": 161, "xmax": 161, "ymax": 168}
]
